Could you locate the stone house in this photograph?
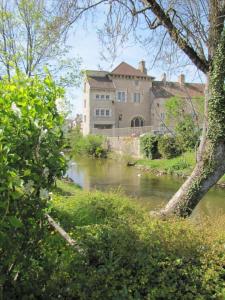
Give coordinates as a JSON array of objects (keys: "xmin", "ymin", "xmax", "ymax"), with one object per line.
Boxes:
[{"xmin": 82, "ymin": 61, "xmax": 204, "ymax": 136}]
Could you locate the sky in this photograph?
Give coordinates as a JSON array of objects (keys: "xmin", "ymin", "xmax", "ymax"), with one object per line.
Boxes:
[{"xmin": 66, "ymin": 15, "xmax": 205, "ymax": 119}]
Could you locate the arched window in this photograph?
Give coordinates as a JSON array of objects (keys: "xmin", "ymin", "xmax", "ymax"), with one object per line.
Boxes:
[{"xmin": 131, "ymin": 117, "xmax": 144, "ymax": 127}]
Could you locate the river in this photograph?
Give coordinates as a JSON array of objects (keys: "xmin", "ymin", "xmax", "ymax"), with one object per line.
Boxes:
[{"xmin": 67, "ymin": 158, "xmax": 225, "ymax": 218}]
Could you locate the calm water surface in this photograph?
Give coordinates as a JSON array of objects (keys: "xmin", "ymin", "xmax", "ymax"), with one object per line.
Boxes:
[{"xmin": 67, "ymin": 158, "xmax": 225, "ymax": 218}]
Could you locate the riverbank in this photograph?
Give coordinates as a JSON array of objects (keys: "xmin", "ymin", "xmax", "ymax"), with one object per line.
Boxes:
[
  {"xmin": 50, "ymin": 179, "xmax": 225, "ymax": 299},
  {"xmin": 136, "ymin": 151, "xmax": 225, "ymax": 188}
]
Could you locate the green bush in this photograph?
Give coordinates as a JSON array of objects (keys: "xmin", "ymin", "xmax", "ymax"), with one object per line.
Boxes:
[
  {"xmin": 29, "ymin": 191, "xmax": 225, "ymax": 300},
  {"xmin": 10, "ymin": 187, "xmax": 224, "ymax": 300},
  {"xmin": 84, "ymin": 135, "xmax": 108, "ymax": 158},
  {"xmin": 0, "ymin": 73, "xmax": 66, "ymax": 295},
  {"xmin": 175, "ymin": 116, "xmax": 200, "ymax": 152},
  {"xmin": 4, "ymin": 181, "xmax": 225, "ymax": 299},
  {"xmin": 70, "ymin": 131, "xmax": 109, "ymax": 158},
  {"xmin": 158, "ymin": 134, "xmax": 181, "ymax": 158},
  {"xmin": 140, "ymin": 134, "xmax": 159, "ymax": 159},
  {"xmin": 52, "ymin": 189, "xmax": 144, "ymax": 229}
]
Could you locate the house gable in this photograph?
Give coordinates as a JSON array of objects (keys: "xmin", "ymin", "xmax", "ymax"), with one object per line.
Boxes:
[{"xmin": 111, "ymin": 62, "xmax": 150, "ymax": 78}]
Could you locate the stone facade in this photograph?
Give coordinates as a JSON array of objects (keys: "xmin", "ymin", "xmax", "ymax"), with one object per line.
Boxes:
[{"xmin": 82, "ymin": 61, "xmax": 204, "ymax": 136}]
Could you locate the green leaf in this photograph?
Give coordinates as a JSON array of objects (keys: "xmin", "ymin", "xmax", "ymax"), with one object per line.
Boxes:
[
  {"xmin": 8, "ymin": 216, "xmax": 23, "ymax": 228},
  {"xmin": 24, "ymin": 169, "xmax": 31, "ymax": 176}
]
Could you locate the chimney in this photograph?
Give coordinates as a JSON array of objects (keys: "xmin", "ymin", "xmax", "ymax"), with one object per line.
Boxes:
[
  {"xmin": 138, "ymin": 60, "xmax": 147, "ymax": 75},
  {"xmin": 161, "ymin": 73, "xmax": 166, "ymax": 84},
  {"xmin": 178, "ymin": 74, "xmax": 185, "ymax": 86}
]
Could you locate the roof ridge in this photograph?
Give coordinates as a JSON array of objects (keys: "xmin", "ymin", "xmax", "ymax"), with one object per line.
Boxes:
[
  {"xmin": 153, "ymin": 80, "xmax": 205, "ymax": 85},
  {"xmin": 111, "ymin": 61, "xmax": 134, "ymax": 73},
  {"xmin": 111, "ymin": 61, "xmax": 148, "ymax": 77}
]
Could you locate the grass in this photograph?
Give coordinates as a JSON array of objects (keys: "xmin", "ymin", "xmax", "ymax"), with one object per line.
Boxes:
[
  {"xmin": 137, "ymin": 151, "xmax": 225, "ymax": 183},
  {"xmin": 54, "ymin": 179, "xmax": 81, "ymax": 195},
  {"xmin": 138, "ymin": 152, "xmax": 195, "ymax": 175}
]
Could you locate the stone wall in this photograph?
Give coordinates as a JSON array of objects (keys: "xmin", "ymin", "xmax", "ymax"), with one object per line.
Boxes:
[{"xmin": 107, "ymin": 136, "xmax": 143, "ymax": 158}]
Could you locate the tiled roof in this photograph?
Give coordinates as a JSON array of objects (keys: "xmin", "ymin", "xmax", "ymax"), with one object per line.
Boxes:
[
  {"xmin": 111, "ymin": 62, "xmax": 149, "ymax": 77},
  {"xmin": 152, "ymin": 81, "xmax": 205, "ymax": 98},
  {"xmin": 87, "ymin": 75, "xmax": 115, "ymax": 90}
]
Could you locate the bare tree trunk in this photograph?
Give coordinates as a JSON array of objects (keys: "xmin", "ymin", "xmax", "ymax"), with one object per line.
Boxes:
[{"xmin": 159, "ymin": 28, "xmax": 225, "ymax": 218}]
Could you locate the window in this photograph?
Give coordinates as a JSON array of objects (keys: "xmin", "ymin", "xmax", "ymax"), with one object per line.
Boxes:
[
  {"xmin": 83, "ymin": 82, "xmax": 86, "ymax": 92},
  {"xmin": 96, "ymin": 94, "xmax": 99, "ymax": 99},
  {"xmin": 95, "ymin": 108, "xmax": 111, "ymax": 117},
  {"xmin": 135, "ymin": 80, "xmax": 139, "ymax": 86},
  {"xmin": 133, "ymin": 92, "xmax": 141, "ymax": 103},
  {"xmin": 101, "ymin": 95, "xmax": 104, "ymax": 99},
  {"xmin": 84, "ymin": 99, "xmax": 86, "ymax": 108},
  {"xmin": 106, "ymin": 95, "xmax": 110, "ymax": 100},
  {"xmin": 131, "ymin": 117, "xmax": 144, "ymax": 127},
  {"xmin": 94, "ymin": 124, "xmax": 113, "ymax": 129},
  {"xmin": 117, "ymin": 91, "xmax": 126, "ymax": 102}
]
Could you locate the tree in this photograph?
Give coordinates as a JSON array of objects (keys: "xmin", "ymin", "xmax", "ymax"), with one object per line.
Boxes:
[
  {"xmin": 0, "ymin": 73, "xmax": 67, "ymax": 293},
  {"xmin": 59, "ymin": 0, "xmax": 225, "ymax": 217},
  {"xmin": 165, "ymin": 96, "xmax": 201, "ymax": 152},
  {"xmin": 0, "ymin": 0, "xmax": 81, "ymax": 86}
]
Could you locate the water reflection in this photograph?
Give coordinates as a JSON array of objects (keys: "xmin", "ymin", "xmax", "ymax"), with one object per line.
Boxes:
[{"xmin": 67, "ymin": 158, "xmax": 225, "ymax": 217}]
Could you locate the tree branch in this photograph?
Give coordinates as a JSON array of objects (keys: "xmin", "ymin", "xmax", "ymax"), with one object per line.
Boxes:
[
  {"xmin": 143, "ymin": 0, "xmax": 209, "ymax": 74},
  {"xmin": 46, "ymin": 214, "xmax": 83, "ymax": 253}
]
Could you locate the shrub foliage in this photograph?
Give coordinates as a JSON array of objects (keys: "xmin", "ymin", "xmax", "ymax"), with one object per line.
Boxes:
[
  {"xmin": 3, "ymin": 177, "xmax": 225, "ymax": 299},
  {"xmin": 175, "ymin": 116, "xmax": 200, "ymax": 152},
  {"xmin": 0, "ymin": 74, "xmax": 66, "ymax": 295},
  {"xmin": 158, "ymin": 134, "xmax": 181, "ymax": 158},
  {"xmin": 69, "ymin": 129, "xmax": 108, "ymax": 158},
  {"xmin": 140, "ymin": 134, "xmax": 159, "ymax": 159},
  {"xmin": 10, "ymin": 186, "xmax": 224, "ymax": 299}
]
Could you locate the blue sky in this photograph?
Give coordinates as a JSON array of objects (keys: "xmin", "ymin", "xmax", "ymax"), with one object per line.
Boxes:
[{"xmin": 67, "ymin": 19, "xmax": 205, "ymax": 118}]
